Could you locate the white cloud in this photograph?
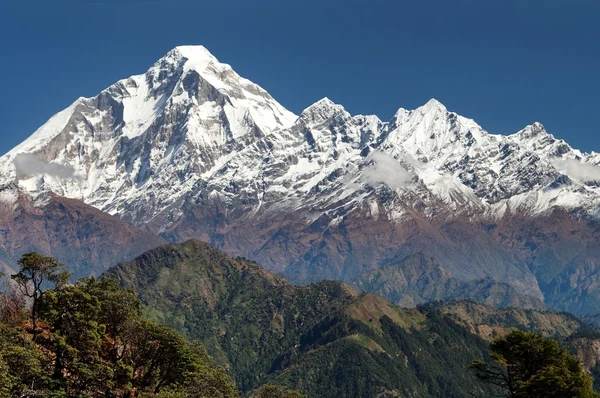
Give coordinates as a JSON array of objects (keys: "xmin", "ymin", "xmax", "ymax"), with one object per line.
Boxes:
[
  {"xmin": 13, "ymin": 154, "xmax": 75, "ymax": 179},
  {"xmin": 551, "ymin": 158, "xmax": 600, "ymax": 182},
  {"xmin": 362, "ymin": 151, "xmax": 412, "ymax": 189}
]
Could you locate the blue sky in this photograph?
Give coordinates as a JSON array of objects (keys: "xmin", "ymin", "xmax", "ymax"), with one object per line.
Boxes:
[{"xmin": 1, "ymin": 0, "xmax": 599, "ymax": 155}]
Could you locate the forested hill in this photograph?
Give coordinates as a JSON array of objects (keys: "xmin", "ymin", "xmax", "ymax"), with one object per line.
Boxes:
[
  {"xmin": 107, "ymin": 240, "xmax": 600, "ymax": 397},
  {"xmin": 0, "ymin": 274, "xmax": 239, "ymax": 397}
]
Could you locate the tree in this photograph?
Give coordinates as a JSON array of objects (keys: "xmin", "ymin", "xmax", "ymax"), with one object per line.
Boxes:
[
  {"xmin": 124, "ymin": 319, "xmax": 237, "ymax": 397},
  {"xmin": 40, "ymin": 283, "xmax": 112, "ymax": 394},
  {"xmin": 11, "ymin": 253, "xmax": 70, "ymax": 341},
  {"xmin": 470, "ymin": 330, "xmax": 600, "ymax": 397},
  {"xmin": 0, "ymin": 273, "xmax": 240, "ymax": 397},
  {"xmin": 36, "ymin": 276, "xmax": 239, "ymax": 397},
  {"xmin": 0, "ymin": 353, "xmax": 15, "ymax": 398},
  {"xmin": 0, "ymin": 271, "xmax": 25, "ymax": 325},
  {"xmin": 0, "ymin": 323, "xmax": 46, "ymax": 397}
]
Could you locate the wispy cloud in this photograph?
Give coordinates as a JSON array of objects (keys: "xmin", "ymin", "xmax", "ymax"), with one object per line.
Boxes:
[
  {"xmin": 362, "ymin": 151, "xmax": 412, "ymax": 189},
  {"xmin": 13, "ymin": 154, "xmax": 76, "ymax": 179},
  {"xmin": 551, "ymin": 158, "xmax": 600, "ymax": 182}
]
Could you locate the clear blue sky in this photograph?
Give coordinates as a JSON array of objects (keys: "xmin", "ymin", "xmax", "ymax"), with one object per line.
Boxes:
[{"xmin": 1, "ymin": 0, "xmax": 599, "ymax": 155}]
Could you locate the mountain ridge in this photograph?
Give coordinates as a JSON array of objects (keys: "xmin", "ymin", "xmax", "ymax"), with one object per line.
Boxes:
[
  {"xmin": 105, "ymin": 239, "xmax": 600, "ymax": 397},
  {"xmin": 3, "ymin": 45, "xmax": 600, "ymax": 314}
]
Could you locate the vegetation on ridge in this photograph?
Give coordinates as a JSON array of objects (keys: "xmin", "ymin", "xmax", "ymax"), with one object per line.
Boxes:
[
  {"xmin": 2, "ymin": 243, "xmax": 600, "ymax": 398},
  {"xmin": 471, "ymin": 330, "xmax": 599, "ymax": 397},
  {"xmin": 0, "ymin": 254, "xmax": 238, "ymax": 398},
  {"xmin": 107, "ymin": 241, "xmax": 510, "ymax": 397}
]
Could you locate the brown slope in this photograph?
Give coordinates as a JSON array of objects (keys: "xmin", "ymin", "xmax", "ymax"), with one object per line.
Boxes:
[
  {"xmin": 156, "ymin": 197, "xmax": 600, "ymax": 315},
  {"xmin": 436, "ymin": 300, "xmax": 582, "ymax": 340},
  {"xmin": 488, "ymin": 209, "xmax": 600, "ymax": 314},
  {"xmin": 159, "ymin": 203, "xmax": 542, "ymax": 301},
  {"xmin": 0, "ymin": 192, "xmax": 166, "ymax": 279}
]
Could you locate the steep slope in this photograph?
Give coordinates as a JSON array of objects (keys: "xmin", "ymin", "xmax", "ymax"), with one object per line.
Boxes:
[
  {"xmin": 107, "ymin": 241, "xmax": 600, "ymax": 397},
  {"xmin": 106, "ymin": 240, "xmax": 501, "ymax": 397},
  {"xmin": 0, "ymin": 185, "xmax": 165, "ymax": 278},
  {"xmin": 4, "ymin": 45, "xmax": 600, "ymax": 314},
  {"xmin": 0, "ymin": 45, "xmax": 296, "ymax": 228}
]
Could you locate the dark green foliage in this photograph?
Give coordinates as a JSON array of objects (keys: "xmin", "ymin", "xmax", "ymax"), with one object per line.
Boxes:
[
  {"xmin": 0, "ymin": 323, "xmax": 47, "ymax": 396},
  {"xmin": 471, "ymin": 330, "xmax": 599, "ymax": 397},
  {"xmin": 41, "ymin": 283, "xmax": 112, "ymax": 393},
  {"xmin": 106, "ymin": 241, "xmax": 508, "ymax": 397},
  {"xmin": 123, "ymin": 319, "xmax": 237, "ymax": 396},
  {"xmin": 0, "ymin": 354, "xmax": 13, "ymax": 398},
  {"xmin": 268, "ymin": 310, "xmax": 500, "ymax": 398},
  {"xmin": 0, "ymin": 261, "xmax": 239, "ymax": 398},
  {"xmin": 11, "ymin": 252, "xmax": 70, "ymax": 341},
  {"xmin": 591, "ymin": 362, "xmax": 600, "ymax": 392}
]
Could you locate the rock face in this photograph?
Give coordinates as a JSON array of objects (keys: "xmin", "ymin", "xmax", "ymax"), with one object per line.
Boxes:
[{"xmin": 3, "ymin": 45, "xmax": 600, "ymax": 313}]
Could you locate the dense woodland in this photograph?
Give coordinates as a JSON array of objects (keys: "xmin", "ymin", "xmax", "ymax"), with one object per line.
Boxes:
[
  {"xmin": 0, "ymin": 253, "xmax": 241, "ymax": 397},
  {"xmin": 1, "ymin": 246, "xmax": 599, "ymax": 397},
  {"xmin": 106, "ymin": 240, "xmax": 600, "ymax": 397}
]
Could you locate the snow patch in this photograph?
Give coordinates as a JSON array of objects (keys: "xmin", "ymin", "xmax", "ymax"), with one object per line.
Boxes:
[{"xmin": 0, "ymin": 187, "xmax": 18, "ymax": 209}]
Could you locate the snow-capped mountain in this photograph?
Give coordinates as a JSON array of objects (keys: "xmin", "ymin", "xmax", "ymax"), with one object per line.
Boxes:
[
  {"xmin": 3, "ymin": 45, "xmax": 600, "ymax": 314},
  {"xmin": 0, "ymin": 46, "xmax": 296, "ymax": 225},
  {"xmin": 2, "ymin": 46, "xmax": 598, "ymax": 224}
]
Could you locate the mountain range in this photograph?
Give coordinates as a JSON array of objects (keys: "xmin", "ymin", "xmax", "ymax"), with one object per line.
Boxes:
[
  {"xmin": 106, "ymin": 240, "xmax": 600, "ymax": 397},
  {"xmin": 2, "ymin": 45, "xmax": 600, "ymax": 314}
]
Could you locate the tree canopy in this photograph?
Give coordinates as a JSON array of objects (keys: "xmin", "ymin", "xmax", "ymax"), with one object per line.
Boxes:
[
  {"xmin": 471, "ymin": 330, "xmax": 600, "ymax": 398},
  {"xmin": 11, "ymin": 252, "xmax": 70, "ymax": 341},
  {"xmin": 0, "ymin": 257, "xmax": 239, "ymax": 398}
]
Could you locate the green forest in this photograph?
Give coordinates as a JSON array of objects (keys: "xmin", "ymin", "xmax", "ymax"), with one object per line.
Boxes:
[
  {"xmin": 1, "ymin": 246, "xmax": 599, "ymax": 397},
  {"xmin": 0, "ymin": 253, "xmax": 240, "ymax": 397}
]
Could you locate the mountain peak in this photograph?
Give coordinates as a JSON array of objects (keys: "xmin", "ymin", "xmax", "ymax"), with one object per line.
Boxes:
[
  {"xmin": 310, "ymin": 97, "xmax": 338, "ymax": 109},
  {"xmin": 512, "ymin": 122, "xmax": 554, "ymax": 141},
  {"xmin": 155, "ymin": 45, "xmax": 223, "ymax": 75},
  {"xmin": 300, "ymin": 97, "xmax": 347, "ymax": 125},
  {"xmin": 173, "ymin": 45, "xmax": 218, "ymax": 65},
  {"xmin": 418, "ymin": 98, "xmax": 448, "ymax": 114},
  {"xmin": 172, "ymin": 44, "xmax": 213, "ymax": 55}
]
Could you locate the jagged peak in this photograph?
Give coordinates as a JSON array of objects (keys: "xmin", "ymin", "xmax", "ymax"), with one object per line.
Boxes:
[
  {"xmin": 160, "ymin": 45, "xmax": 219, "ymax": 68},
  {"xmin": 300, "ymin": 97, "xmax": 348, "ymax": 125},
  {"xmin": 525, "ymin": 122, "xmax": 546, "ymax": 132},
  {"xmin": 391, "ymin": 98, "xmax": 448, "ymax": 125},
  {"xmin": 512, "ymin": 122, "xmax": 555, "ymax": 141},
  {"xmin": 417, "ymin": 98, "xmax": 448, "ymax": 114}
]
